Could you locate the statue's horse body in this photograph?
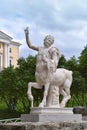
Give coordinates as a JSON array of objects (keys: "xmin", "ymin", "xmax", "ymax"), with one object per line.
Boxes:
[
  {"xmin": 27, "ymin": 65, "xmax": 73, "ymax": 108},
  {"xmin": 45, "ymin": 68, "xmax": 73, "ymax": 108}
]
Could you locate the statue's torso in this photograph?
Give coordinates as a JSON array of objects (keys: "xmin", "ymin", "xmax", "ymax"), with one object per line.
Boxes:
[
  {"xmin": 35, "ymin": 47, "xmax": 51, "ymax": 84},
  {"xmin": 35, "ymin": 46, "xmax": 59, "ymax": 85},
  {"xmin": 36, "ymin": 47, "xmax": 50, "ymax": 73}
]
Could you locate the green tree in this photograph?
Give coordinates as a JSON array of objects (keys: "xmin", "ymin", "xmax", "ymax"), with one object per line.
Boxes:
[
  {"xmin": 58, "ymin": 55, "xmax": 66, "ymax": 68},
  {"xmin": 16, "ymin": 56, "xmax": 36, "ymax": 111},
  {"xmin": 59, "ymin": 55, "xmax": 87, "ymax": 107},
  {"xmin": 79, "ymin": 45, "xmax": 87, "ymax": 80},
  {"xmin": 0, "ymin": 55, "xmax": 43, "ymax": 112},
  {"xmin": 65, "ymin": 56, "xmax": 79, "ymax": 71},
  {"xmin": 0, "ymin": 66, "xmax": 18, "ymax": 110},
  {"xmin": 71, "ymin": 71, "xmax": 86, "ymax": 106},
  {"xmin": 16, "ymin": 55, "xmax": 43, "ymax": 110}
]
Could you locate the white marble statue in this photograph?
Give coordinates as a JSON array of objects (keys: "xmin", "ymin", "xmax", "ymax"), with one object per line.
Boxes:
[{"xmin": 24, "ymin": 27, "xmax": 73, "ymax": 108}]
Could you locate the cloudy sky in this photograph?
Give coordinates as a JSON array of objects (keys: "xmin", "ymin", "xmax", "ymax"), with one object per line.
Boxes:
[{"xmin": 0, "ymin": 0, "xmax": 87, "ymax": 59}]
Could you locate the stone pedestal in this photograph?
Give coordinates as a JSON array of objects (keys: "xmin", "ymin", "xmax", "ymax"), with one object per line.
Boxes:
[{"xmin": 21, "ymin": 107, "xmax": 82, "ymax": 122}]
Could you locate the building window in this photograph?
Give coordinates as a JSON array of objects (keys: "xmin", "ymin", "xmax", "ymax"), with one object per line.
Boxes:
[{"xmin": 9, "ymin": 48, "xmax": 12, "ymax": 53}]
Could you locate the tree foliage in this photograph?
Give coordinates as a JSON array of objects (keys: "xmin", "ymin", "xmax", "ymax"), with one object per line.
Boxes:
[
  {"xmin": 0, "ymin": 66, "xmax": 18, "ymax": 110},
  {"xmin": 79, "ymin": 45, "xmax": 87, "ymax": 80},
  {"xmin": 0, "ymin": 45, "xmax": 87, "ymax": 111},
  {"xmin": 58, "ymin": 55, "xmax": 66, "ymax": 68}
]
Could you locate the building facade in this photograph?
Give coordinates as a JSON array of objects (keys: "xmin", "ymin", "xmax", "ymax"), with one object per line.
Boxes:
[{"xmin": 0, "ymin": 31, "xmax": 21, "ymax": 70}]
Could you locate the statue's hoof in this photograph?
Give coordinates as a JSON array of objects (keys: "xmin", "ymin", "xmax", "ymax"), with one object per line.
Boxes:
[
  {"xmin": 39, "ymin": 103, "xmax": 44, "ymax": 108},
  {"xmin": 60, "ymin": 104, "xmax": 65, "ymax": 108}
]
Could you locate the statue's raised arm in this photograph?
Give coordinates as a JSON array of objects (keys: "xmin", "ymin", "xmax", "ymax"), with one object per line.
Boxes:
[{"xmin": 24, "ymin": 27, "xmax": 39, "ymax": 51}]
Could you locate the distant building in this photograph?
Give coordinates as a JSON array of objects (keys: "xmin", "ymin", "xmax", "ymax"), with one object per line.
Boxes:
[{"xmin": 0, "ymin": 31, "xmax": 21, "ymax": 70}]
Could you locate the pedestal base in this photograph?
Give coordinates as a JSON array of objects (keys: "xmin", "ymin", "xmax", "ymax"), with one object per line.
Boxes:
[
  {"xmin": 30, "ymin": 107, "xmax": 73, "ymax": 114},
  {"xmin": 21, "ymin": 107, "xmax": 82, "ymax": 122}
]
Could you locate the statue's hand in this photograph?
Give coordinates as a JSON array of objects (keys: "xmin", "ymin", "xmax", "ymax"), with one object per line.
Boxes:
[{"xmin": 24, "ymin": 27, "xmax": 29, "ymax": 35}]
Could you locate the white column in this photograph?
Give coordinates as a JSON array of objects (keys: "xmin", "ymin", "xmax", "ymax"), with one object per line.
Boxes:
[
  {"xmin": 7, "ymin": 45, "xmax": 10, "ymax": 67},
  {"xmin": 0, "ymin": 54, "xmax": 2, "ymax": 71},
  {"xmin": 4, "ymin": 43, "xmax": 8, "ymax": 68}
]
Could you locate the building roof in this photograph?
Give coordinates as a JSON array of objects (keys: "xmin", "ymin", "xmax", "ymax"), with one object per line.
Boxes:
[
  {"xmin": 11, "ymin": 41, "xmax": 21, "ymax": 46},
  {"xmin": 0, "ymin": 30, "xmax": 21, "ymax": 46},
  {"xmin": 0, "ymin": 31, "xmax": 13, "ymax": 41}
]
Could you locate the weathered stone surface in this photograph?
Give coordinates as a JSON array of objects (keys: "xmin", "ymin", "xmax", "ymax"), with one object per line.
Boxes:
[
  {"xmin": 25, "ymin": 27, "xmax": 73, "ymax": 108},
  {"xmin": 73, "ymin": 106, "xmax": 87, "ymax": 116},
  {"xmin": 0, "ymin": 123, "xmax": 25, "ymax": 130},
  {"xmin": 0, "ymin": 121, "xmax": 87, "ymax": 130},
  {"xmin": 21, "ymin": 113, "xmax": 82, "ymax": 122},
  {"xmin": 30, "ymin": 107, "xmax": 73, "ymax": 114},
  {"xmin": 21, "ymin": 107, "xmax": 82, "ymax": 122}
]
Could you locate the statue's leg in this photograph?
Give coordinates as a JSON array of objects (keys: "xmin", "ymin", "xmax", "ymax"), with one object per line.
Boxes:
[
  {"xmin": 27, "ymin": 82, "xmax": 42, "ymax": 107},
  {"xmin": 39, "ymin": 82, "xmax": 50, "ymax": 107},
  {"xmin": 60, "ymin": 79, "xmax": 71, "ymax": 108}
]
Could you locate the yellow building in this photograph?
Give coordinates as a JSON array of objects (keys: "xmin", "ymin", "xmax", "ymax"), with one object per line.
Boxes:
[{"xmin": 0, "ymin": 31, "xmax": 21, "ymax": 70}]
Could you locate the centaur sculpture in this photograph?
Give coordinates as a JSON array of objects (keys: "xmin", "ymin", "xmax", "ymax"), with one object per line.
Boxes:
[{"xmin": 24, "ymin": 27, "xmax": 73, "ymax": 108}]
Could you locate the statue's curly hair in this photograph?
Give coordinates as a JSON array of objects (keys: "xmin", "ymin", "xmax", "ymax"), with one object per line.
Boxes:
[{"xmin": 44, "ymin": 35, "xmax": 54, "ymax": 44}]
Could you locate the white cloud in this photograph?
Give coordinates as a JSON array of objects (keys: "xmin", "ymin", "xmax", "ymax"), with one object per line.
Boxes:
[{"xmin": 0, "ymin": 0, "xmax": 87, "ymax": 59}]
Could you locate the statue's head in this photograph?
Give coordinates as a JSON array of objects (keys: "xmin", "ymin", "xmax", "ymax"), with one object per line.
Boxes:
[{"xmin": 44, "ymin": 35, "xmax": 54, "ymax": 48}]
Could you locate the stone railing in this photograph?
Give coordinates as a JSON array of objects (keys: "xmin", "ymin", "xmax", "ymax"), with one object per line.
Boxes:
[{"xmin": 0, "ymin": 118, "xmax": 21, "ymax": 124}]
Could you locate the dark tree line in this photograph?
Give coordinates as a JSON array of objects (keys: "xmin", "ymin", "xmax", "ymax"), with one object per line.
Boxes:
[{"xmin": 0, "ymin": 45, "xmax": 87, "ymax": 112}]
